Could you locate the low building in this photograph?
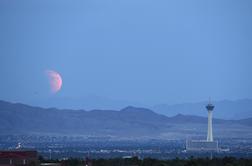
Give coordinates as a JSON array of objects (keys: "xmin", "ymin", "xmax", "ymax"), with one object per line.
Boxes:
[
  {"xmin": 0, "ymin": 150, "xmax": 39, "ymax": 166},
  {"xmin": 186, "ymin": 140, "xmax": 219, "ymax": 152}
]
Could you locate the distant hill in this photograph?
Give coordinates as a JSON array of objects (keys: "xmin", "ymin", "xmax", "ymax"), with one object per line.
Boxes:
[
  {"xmin": 152, "ymin": 99, "xmax": 252, "ymax": 120},
  {"xmin": 0, "ymin": 100, "xmax": 251, "ymax": 139}
]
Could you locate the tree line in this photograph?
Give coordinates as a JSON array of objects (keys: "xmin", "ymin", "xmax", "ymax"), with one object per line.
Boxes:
[{"xmin": 42, "ymin": 156, "xmax": 252, "ymax": 166}]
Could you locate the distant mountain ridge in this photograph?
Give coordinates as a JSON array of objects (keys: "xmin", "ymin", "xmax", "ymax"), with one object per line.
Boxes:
[
  {"xmin": 0, "ymin": 100, "xmax": 251, "ymax": 139},
  {"xmin": 152, "ymin": 99, "xmax": 252, "ymax": 120}
]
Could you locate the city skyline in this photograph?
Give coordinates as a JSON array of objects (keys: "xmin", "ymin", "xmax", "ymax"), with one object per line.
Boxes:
[{"xmin": 0, "ymin": 0, "xmax": 252, "ymax": 163}]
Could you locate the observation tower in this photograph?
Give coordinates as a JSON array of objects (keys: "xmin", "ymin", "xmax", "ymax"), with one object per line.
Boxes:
[{"xmin": 206, "ymin": 100, "xmax": 214, "ymax": 142}]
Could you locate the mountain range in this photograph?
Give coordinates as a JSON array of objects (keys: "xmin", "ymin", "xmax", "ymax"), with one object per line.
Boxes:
[
  {"xmin": 24, "ymin": 97, "xmax": 252, "ymax": 120},
  {"xmin": 0, "ymin": 100, "xmax": 251, "ymax": 139}
]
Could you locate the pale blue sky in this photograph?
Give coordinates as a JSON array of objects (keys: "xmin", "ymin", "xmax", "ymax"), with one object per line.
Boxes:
[{"xmin": 0, "ymin": 0, "xmax": 251, "ymax": 108}]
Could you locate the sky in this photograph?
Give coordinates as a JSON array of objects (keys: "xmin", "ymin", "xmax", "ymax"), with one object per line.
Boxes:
[{"xmin": 0, "ymin": 0, "xmax": 252, "ymax": 109}]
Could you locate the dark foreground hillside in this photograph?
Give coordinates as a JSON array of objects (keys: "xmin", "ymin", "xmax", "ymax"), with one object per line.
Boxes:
[{"xmin": 43, "ymin": 157, "xmax": 252, "ymax": 166}]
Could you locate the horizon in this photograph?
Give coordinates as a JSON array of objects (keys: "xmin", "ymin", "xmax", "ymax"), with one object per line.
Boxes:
[
  {"xmin": 1, "ymin": 98, "xmax": 252, "ymax": 120},
  {"xmin": 1, "ymin": 97, "xmax": 252, "ymax": 109}
]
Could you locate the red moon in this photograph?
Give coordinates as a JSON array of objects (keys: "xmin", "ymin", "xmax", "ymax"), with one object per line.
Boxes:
[{"xmin": 45, "ymin": 70, "xmax": 63, "ymax": 93}]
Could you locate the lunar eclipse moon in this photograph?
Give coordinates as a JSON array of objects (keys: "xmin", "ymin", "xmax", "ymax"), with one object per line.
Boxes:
[{"xmin": 45, "ymin": 70, "xmax": 63, "ymax": 93}]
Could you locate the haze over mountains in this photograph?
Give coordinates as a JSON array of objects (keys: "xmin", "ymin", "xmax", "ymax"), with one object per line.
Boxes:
[
  {"xmin": 0, "ymin": 100, "xmax": 251, "ymax": 139},
  {"xmin": 152, "ymin": 99, "xmax": 252, "ymax": 120}
]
